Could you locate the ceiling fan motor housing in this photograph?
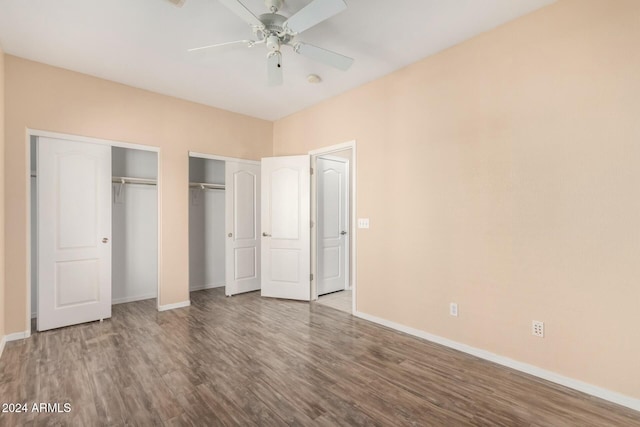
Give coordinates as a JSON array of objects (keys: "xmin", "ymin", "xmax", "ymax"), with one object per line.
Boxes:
[
  {"xmin": 259, "ymin": 13, "xmax": 292, "ymax": 47},
  {"xmin": 259, "ymin": 13, "xmax": 286, "ymax": 32}
]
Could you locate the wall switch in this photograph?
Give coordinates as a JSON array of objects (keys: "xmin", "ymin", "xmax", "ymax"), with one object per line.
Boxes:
[
  {"xmin": 532, "ymin": 320, "xmax": 544, "ymax": 337},
  {"xmin": 358, "ymin": 218, "xmax": 370, "ymax": 229},
  {"xmin": 449, "ymin": 303, "xmax": 458, "ymax": 317}
]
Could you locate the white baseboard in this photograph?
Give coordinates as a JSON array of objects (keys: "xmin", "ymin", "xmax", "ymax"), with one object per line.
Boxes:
[
  {"xmin": 189, "ymin": 283, "xmax": 225, "ymax": 292},
  {"xmin": 6, "ymin": 331, "xmax": 29, "ymax": 341},
  {"xmin": 112, "ymin": 294, "xmax": 157, "ymax": 305},
  {"xmin": 158, "ymin": 300, "xmax": 191, "ymax": 312},
  {"xmin": 0, "ymin": 331, "xmax": 27, "ymax": 359},
  {"xmin": 354, "ymin": 310, "xmax": 640, "ymax": 413}
]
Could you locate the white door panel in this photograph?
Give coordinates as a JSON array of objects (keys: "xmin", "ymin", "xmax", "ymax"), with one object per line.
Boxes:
[
  {"xmin": 261, "ymin": 155, "xmax": 311, "ymax": 301},
  {"xmin": 225, "ymin": 162, "xmax": 261, "ymax": 296},
  {"xmin": 271, "ymin": 168, "xmax": 301, "ymax": 239},
  {"xmin": 38, "ymin": 137, "xmax": 111, "ymax": 331},
  {"xmin": 317, "ymin": 157, "xmax": 348, "ymax": 295}
]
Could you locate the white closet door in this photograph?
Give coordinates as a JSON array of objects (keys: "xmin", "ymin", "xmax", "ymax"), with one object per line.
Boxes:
[
  {"xmin": 261, "ymin": 155, "xmax": 311, "ymax": 301},
  {"xmin": 225, "ymin": 161, "xmax": 261, "ymax": 296},
  {"xmin": 317, "ymin": 156, "xmax": 349, "ymax": 295},
  {"xmin": 37, "ymin": 137, "xmax": 112, "ymax": 331}
]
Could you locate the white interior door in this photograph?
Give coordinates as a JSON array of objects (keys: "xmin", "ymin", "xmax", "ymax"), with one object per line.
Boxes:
[
  {"xmin": 317, "ymin": 156, "xmax": 349, "ymax": 296},
  {"xmin": 225, "ymin": 161, "xmax": 261, "ymax": 296},
  {"xmin": 38, "ymin": 137, "xmax": 112, "ymax": 331},
  {"xmin": 261, "ymin": 155, "xmax": 311, "ymax": 301}
]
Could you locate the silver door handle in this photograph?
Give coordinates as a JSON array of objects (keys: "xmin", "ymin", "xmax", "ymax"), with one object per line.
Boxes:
[
  {"xmin": 228, "ymin": 233, "xmax": 233, "ymax": 237},
  {"xmin": 340, "ymin": 231, "xmax": 347, "ymax": 235},
  {"xmin": 102, "ymin": 238, "xmax": 109, "ymax": 243},
  {"xmin": 262, "ymin": 232, "xmax": 271, "ymax": 237}
]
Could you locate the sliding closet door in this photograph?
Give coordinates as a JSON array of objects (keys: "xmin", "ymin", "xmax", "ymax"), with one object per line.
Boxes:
[
  {"xmin": 225, "ymin": 161, "xmax": 261, "ymax": 296},
  {"xmin": 38, "ymin": 137, "xmax": 112, "ymax": 331}
]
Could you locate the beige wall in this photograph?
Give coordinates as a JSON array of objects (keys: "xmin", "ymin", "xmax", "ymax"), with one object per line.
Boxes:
[
  {"xmin": 4, "ymin": 56, "xmax": 272, "ymax": 334},
  {"xmin": 0, "ymin": 45, "xmax": 5, "ymax": 340},
  {"xmin": 274, "ymin": 0, "xmax": 640, "ymax": 399}
]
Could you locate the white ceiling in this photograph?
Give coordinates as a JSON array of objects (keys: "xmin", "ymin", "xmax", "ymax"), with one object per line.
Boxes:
[{"xmin": 0, "ymin": 0, "xmax": 555, "ymax": 121}]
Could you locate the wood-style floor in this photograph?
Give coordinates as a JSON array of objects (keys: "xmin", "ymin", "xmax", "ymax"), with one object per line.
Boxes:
[
  {"xmin": 1, "ymin": 289, "xmax": 639, "ymax": 426},
  {"xmin": 316, "ymin": 290, "xmax": 352, "ymax": 314}
]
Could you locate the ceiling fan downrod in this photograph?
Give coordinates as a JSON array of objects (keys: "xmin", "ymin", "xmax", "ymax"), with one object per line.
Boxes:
[{"xmin": 265, "ymin": 0, "xmax": 283, "ymax": 13}]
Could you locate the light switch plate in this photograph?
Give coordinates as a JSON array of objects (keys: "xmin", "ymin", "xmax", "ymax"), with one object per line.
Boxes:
[
  {"xmin": 358, "ymin": 218, "xmax": 370, "ymax": 229},
  {"xmin": 450, "ymin": 303, "xmax": 458, "ymax": 317}
]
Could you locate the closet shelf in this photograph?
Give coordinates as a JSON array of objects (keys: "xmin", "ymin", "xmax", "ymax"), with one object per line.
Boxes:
[
  {"xmin": 190, "ymin": 182, "xmax": 225, "ymax": 190},
  {"xmin": 113, "ymin": 176, "xmax": 157, "ymax": 186}
]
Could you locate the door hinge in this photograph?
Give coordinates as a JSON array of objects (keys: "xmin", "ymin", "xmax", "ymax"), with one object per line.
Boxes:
[
  {"xmin": 310, "ymin": 167, "xmax": 314, "ymax": 175},
  {"xmin": 310, "ymin": 273, "xmax": 314, "ymax": 281},
  {"xmin": 310, "ymin": 220, "xmax": 315, "ymax": 228}
]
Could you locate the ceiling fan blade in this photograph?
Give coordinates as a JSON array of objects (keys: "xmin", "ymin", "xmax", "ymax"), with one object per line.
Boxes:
[
  {"xmin": 218, "ymin": 0, "xmax": 265, "ymax": 29},
  {"xmin": 187, "ymin": 40, "xmax": 258, "ymax": 61},
  {"xmin": 166, "ymin": 0, "xmax": 186, "ymax": 7},
  {"xmin": 188, "ymin": 40, "xmax": 255, "ymax": 53},
  {"xmin": 294, "ymin": 42, "xmax": 353, "ymax": 71},
  {"xmin": 267, "ymin": 51, "xmax": 283, "ymax": 86},
  {"xmin": 284, "ymin": 0, "xmax": 347, "ymax": 34}
]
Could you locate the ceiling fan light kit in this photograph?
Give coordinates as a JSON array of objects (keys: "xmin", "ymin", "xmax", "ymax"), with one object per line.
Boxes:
[{"xmin": 188, "ymin": 0, "xmax": 354, "ymax": 86}]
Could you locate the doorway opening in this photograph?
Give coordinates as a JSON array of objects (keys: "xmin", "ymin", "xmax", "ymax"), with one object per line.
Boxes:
[
  {"xmin": 28, "ymin": 131, "xmax": 160, "ymax": 333},
  {"xmin": 310, "ymin": 141, "xmax": 356, "ymax": 314},
  {"xmin": 188, "ymin": 152, "xmax": 261, "ymax": 298},
  {"xmin": 188, "ymin": 157, "xmax": 226, "ymax": 293}
]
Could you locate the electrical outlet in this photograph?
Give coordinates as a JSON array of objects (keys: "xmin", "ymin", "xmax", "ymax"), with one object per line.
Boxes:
[
  {"xmin": 449, "ymin": 303, "xmax": 458, "ymax": 317},
  {"xmin": 532, "ymin": 320, "xmax": 544, "ymax": 337}
]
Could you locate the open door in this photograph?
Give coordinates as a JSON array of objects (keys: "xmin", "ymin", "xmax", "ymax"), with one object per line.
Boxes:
[
  {"xmin": 38, "ymin": 137, "xmax": 112, "ymax": 331},
  {"xmin": 317, "ymin": 156, "xmax": 349, "ymax": 296},
  {"xmin": 261, "ymin": 155, "xmax": 311, "ymax": 300},
  {"xmin": 225, "ymin": 161, "xmax": 261, "ymax": 296}
]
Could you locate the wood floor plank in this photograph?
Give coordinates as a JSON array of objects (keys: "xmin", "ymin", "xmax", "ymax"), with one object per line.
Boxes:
[{"xmin": 0, "ymin": 288, "xmax": 638, "ymax": 426}]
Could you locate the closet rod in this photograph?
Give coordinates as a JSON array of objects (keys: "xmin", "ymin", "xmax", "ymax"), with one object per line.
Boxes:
[
  {"xmin": 32, "ymin": 173, "xmax": 157, "ymax": 187},
  {"xmin": 112, "ymin": 176, "xmax": 157, "ymax": 186},
  {"xmin": 32, "ymin": 174, "xmax": 157, "ymax": 186},
  {"xmin": 189, "ymin": 182, "xmax": 225, "ymax": 190}
]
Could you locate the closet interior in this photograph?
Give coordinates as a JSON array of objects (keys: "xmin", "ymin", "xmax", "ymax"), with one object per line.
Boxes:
[
  {"xmin": 189, "ymin": 157, "xmax": 226, "ymax": 292},
  {"xmin": 30, "ymin": 140, "xmax": 159, "ymax": 320},
  {"xmin": 111, "ymin": 147, "xmax": 158, "ymax": 304}
]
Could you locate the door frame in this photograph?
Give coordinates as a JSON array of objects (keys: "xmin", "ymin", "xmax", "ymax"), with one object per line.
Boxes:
[
  {"xmin": 309, "ymin": 140, "xmax": 357, "ymax": 314},
  {"xmin": 26, "ymin": 129, "xmax": 161, "ymax": 337},
  {"xmin": 187, "ymin": 151, "xmax": 260, "ymax": 296},
  {"xmin": 189, "ymin": 152, "xmax": 260, "ymax": 166}
]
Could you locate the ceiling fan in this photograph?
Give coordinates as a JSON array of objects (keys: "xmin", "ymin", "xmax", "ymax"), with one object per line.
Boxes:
[{"xmin": 187, "ymin": 0, "xmax": 354, "ymax": 86}]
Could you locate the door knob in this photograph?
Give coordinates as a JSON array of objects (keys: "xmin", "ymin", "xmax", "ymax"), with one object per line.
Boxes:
[
  {"xmin": 102, "ymin": 238, "xmax": 109, "ymax": 243},
  {"xmin": 340, "ymin": 231, "xmax": 347, "ymax": 235},
  {"xmin": 262, "ymin": 232, "xmax": 271, "ymax": 237},
  {"xmin": 228, "ymin": 233, "xmax": 233, "ymax": 237}
]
